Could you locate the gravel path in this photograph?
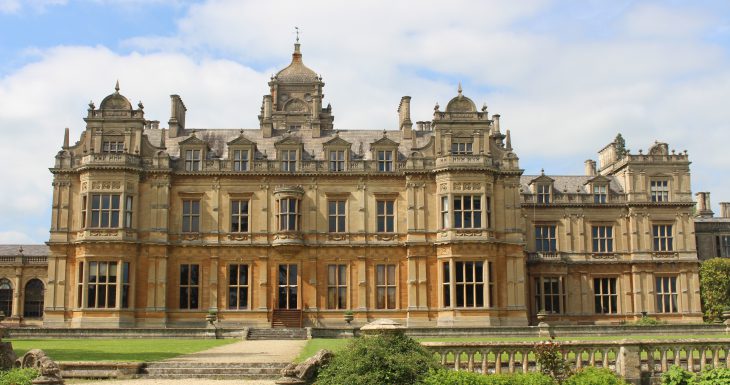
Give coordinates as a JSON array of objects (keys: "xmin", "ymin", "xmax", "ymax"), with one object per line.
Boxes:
[
  {"xmin": 163, "ymin": 339, "xmax": 306, "ymax": 363},
  {"xmin": 71, "ymin": 380, "xmax": 276, "ymax": 385}
]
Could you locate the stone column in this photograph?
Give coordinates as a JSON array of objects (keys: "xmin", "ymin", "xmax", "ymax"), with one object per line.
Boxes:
[
  {"xmin": 209, "ymin": 255, "xmax": 219, "ymax": 311},
  {"xmin": 617, "ymin": 342, "xmax": 642, "ymax": 385},
  {"xmin": 357, "ymin": 256, "xmax": 367, "ymax": 310},
  {"xmin": 407, "ymin": 256, "xmax": 418, "ymax": 310},
  {"xmin": 258, "ymin": 256, "xmax": 269, "ymax": 310}
]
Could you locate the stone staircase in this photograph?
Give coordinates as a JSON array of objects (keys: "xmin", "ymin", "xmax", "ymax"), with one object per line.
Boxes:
[
  {"xmin": 247, "ymin": 327, "xmax": 308, "ymax": 340},
  {"xmin": 271, "ymin": 309, "xmax": 303, "ymax": 328},
  {"xmin": 141, "ymin": 361, "xmax": 288, "ymax": 380}
]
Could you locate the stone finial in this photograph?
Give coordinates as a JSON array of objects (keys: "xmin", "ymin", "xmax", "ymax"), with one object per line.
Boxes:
[
  {"xmin": 63, "ymin": 128, "xmax": 69, "ymax": 149},
  {"xmin": 138, "ymin": 101, "xmax": 144, "ymax": 110},
  {"xmin": 114, "ymin": 80, "xmax": 120, "ymax": 93},
  {"xmin": 482, "ymin": 103, "xmax": 488, "ymax": 112},
  {"xmin": 457, "ymin": 82, "xmax": 463, "ymax": 96},
  {"xmin": 540, "ymin": 168, "xmax": 545, "ymax": 176},
  {"xmin": 18, "ymin": 246, "xmax": 23, "ymax": 255},
  {"xmin": 505, "ymin": 129, "xmax": 512, "ymax": 151},
  {"xmin": 434, "ymin": 102, "xmax": 440, "ymax": 111},
  {"xmin": 88, "ymin": 100, "xmax": 95, "ymax": 110}
]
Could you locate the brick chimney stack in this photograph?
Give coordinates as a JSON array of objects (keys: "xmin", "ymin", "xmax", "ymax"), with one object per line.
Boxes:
[{"xmin": 696, "ymin": 192, "xmax": 714, "ymax": 218}]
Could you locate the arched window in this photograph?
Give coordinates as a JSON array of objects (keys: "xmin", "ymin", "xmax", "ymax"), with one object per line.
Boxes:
[
  {"xmin": 0, "ymin": 279, "xmax": 12, "ymax": 317},
  {"xmin": 23, "ymin": 279, "xmax": 44, "ymax": 318}
]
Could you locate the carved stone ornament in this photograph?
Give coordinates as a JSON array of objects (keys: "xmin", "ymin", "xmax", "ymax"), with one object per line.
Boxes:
[
  {"xmin": 376, "ymin": 234, "xmax": 398, "ymax": 241},
  {"xmin": 284, "ymin": 99, "xmax": 308, "ymax": 113},
  {"xmin": 455, "ymin": 230, "xmax": 482, "ymax": 237},
  {"xmin": 91, "ymin": 181, "xmax": 122, "ymax": 191},
  {"xmin": 276, "ymin": 349, "xmax": 333, "ymax": 385},
  {"xmin": 89, "ymin": 229, "xmax": 118, "ymax": 237},
  {"xmin": 327, "ymin": 234, "xmax": 347, "ymax": 241},
  {"xmin": 227, "ymin": 233, "xmax": 249, "ymax": 241},
  {"xmin": 16, "ymin": 349, "xmax": 64, "ymax": 385},
  {"xmin": 591, "ymin": 253, "xmax": 618, "ymax": 260}
]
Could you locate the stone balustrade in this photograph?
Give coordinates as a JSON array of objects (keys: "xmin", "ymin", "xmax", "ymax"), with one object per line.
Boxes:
[
  {"xmin": 422, "ymin": 339, "xmax": 730, "ymax": 384},
  {"xmin": 0, "ymin": 255, "xmax": 48, "ymax": 265}
]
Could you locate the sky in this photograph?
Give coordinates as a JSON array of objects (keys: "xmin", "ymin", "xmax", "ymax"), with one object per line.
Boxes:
[{"xmin": 0, "ymin": 0, "xmax": 728, "ymax": 244}]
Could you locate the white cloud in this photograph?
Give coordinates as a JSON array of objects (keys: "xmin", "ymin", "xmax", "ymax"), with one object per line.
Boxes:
[
  {"xmin": 0, "ymin": 231, "xmax": 35, "ymax": 244},
  {"xmin": 0, "ymin": 0, "xmax": 66, "ymax": 13},
  {"xmin": 1, "ymin": 0, "xmax": 730, "ymax": 243}
]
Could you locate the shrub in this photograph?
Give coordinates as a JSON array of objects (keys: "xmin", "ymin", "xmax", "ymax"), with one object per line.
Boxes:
[
  {"xmin": 661, "ymin": 365, "xmax": 694, "ymax": 385},
  {"xmin": 695, "ymin": 367, "xmax": 730, "ymax": 385},
  {"xmin": 562, "ymin": 367, "xmax": 628, "ymax": 385},
  {"xmin": 314, "ymin": 332, "xmax": 440, "ymax": 385},
  {"xmin": 535, "ymin": 340, "xmax": 572, "ymax": 383},
  {"xmin": 699, "ymin": 258, "xmax": 730, "ymax": 321},
  {"xmin": 422, "ymin": 369, "xmax": 555, "ymax": 385},
  {"xmin": 634, "ymin": 316, "xmax": 663, "ymax": 326},
  {"xmin": 0, "ymin": 368, "xmax": 39, "ymax": 385}
]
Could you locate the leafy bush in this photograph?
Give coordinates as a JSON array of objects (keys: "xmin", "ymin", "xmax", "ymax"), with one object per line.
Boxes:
[
  {"xmin": 699, "ymin": 258, "xmax": 730, "ymax": 321},
  {"xmin": 562, "ymin": 367, "xmax": 628, "ymax": 385},
  {"xmin": 315, "ymin": 332, "xmax": 440, "ymax": 385},
  {"xmin": 535, "ymin": 340, "xmax": 572, "ymax": 383},
  {"xmin": 634, "ymin": 316, "xmax": 663, "ymax": 326},
  {"xmin": 695, "ymin": 367, "xmax": 730, "ymax": 385},
  {"xmin": 661, "ymin": 365, "xmax": 694, "ymax": 385},
  {"xmin": 0, "ymin": 368, "xmax": 39, "ymax": 385},
  {"xmin": 423, "ymin": 369, "xmax": 555, "ymax": 385}
]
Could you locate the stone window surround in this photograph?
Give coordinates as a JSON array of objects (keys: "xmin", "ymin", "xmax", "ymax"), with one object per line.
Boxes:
[
  {"xmin": 534, "ymin": 275, "xmax": 565, "ymax": 314},
  {"xmin": 593, "ymin": 276, "xmax": 620, "ymax": 314},
  {"xmin": 75, "ymin": 258, "xmax": 132, "ymax": 311},
  {"xmin": 654, "ymin": 275, "xmax": 679, "ymax": 314},
  {"xmin": 228, "ymin": 192, "xmax": 253, "ymax": 234},
  {"xmin": 80, "ymin": 192, "xmax": 134, "ymax": 230},
  {"xmin": 439, "ymin": 193, "xmax": 492, "ymax": 231},
  {"xmin": 375, "ymin": 263, "xmax": 398, "ymax": 310},
  {"xmin": 374, "ymin": 193, "xmax": 398, "ymax": 233},
  {"xmin": 650, "ymin": 178, "xmax": 671, "ymax": 202},
  {"xmin": 326, "ymin": 263, "xmax": 348, "ymax": 310},
  {"xmin": 440, "ymin": 259, "xmax": 494, "ymax": 310},
  {"xmin": 227, "ymin": 263, "xmax": 251, "ymax": 311}
]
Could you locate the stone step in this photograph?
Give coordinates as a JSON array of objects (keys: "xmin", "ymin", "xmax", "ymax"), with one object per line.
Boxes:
[
  {"xmin": 144, "ymin": 367, "xmax": 282, "ymax": 375},
  {"xmin": 145, "ymin": 362, "xmax": 285, "ymax": 369},
  {"xmin": 141, "ymin": 373, "xmax": 280, "ymax": 380},
  {"xmin": 247, "ymin": 327, "xmax": 308, "ymax": 340}
]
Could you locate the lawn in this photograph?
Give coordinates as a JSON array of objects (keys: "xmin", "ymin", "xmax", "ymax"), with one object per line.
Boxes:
[
  {"xmin": 295, "ymin": 334, "xmax": 730, "ymax": 362},
  {"xmin": 9, "ymin": 339, "xmax": 236, "ymax": 362}
]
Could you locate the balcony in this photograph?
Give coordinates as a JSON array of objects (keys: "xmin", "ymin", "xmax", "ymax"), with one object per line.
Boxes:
[
  {"xmin": 78, "ymin": 153, "xmax": 142, "ymax": 168},
  {"xmin": 435, "ymin": 154, "xmax": 491, "ymax": 168}
]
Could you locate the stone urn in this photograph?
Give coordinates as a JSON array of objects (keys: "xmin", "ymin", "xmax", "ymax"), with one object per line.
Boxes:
[
  {"xmin": 343, "ymin": 311, "xmax": 354, "ymax": 325},
  {"xmin": 536, "ymin": 310, "xmax": 547, "ymax": 324},
  {"xmin": 722, "ymin": 310, "xmax": 730, "ymax": 325},
  {"xmin": 205, "ymin": 311, "xmax": 218, "ymax": 327}
]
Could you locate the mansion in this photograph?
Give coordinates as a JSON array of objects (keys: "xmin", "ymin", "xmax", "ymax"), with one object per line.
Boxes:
[{"xmin": 39, "ymin": 42, "xmax": 703, "ymax": 328}]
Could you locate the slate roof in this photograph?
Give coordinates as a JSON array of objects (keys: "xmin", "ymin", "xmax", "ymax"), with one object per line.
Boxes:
[
  {"xmin": 0, "ymin": 245, "xmax": 49, "ymax": 257},
  {"xmin": 520, "ymin": 175, "xmax": 625, "ymax": 194},
  {"xmin": 159, "ymin": 128, "xmax": 433, "ymax": 161}
]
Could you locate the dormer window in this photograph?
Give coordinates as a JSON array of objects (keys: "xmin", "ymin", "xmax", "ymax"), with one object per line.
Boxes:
[
  {"xmin": 227, "ymin": 133, "xmax": 256, "ymax": 172},
  {"xmin": 537, "ymin": 184, "xmax": 551, "ymax": 204},
  {"xmin": 593, "ymin": 184, "xmax": 608, "ymax": 203},
  {"xmin": 232, "ymin": 149, "xmax": 249, "ymax": 171},
  {"xmin": 280, "ymin": 149, "xmax": 297, "ymax": 172},
  {"xmin": 185, "ymin": 149, "xmax": 201, "ymax": 171},
  {"xmin": 451, "ymin": 141, "xmax": 473, "ymax": 155},
  {"xmin": 377, "ymin": 150, "xmax": 393, "ymax": 172},
  {"xmin": 329, "ymin": 150, "xmax": 345, "ymax": 172},
  {"xmin": 102, "ymin": 139, "xmax": 124, "ymax": 153}
]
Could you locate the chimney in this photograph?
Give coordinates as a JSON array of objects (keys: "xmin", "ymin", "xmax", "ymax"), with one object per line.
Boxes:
[
  {"xmin": 696, "ymin": 192, "xmax": 714, "ymax": 218},
  {"xmin": 584, "ymin": 160, "xmax": 596, "ymax": 176},
  {"xmin": 720, "ymin": 202, "xmax": 730, "ymax": 218},
  {"xmin": 168, "ymin": 95, "xmax": 187, "ymax": 138},
  {"xmin": 398, "ymin": 96, "xmax": 413, "ymax": 139},
  {"xmin": 63, "ymin": 127, "xmax": 69, "ymax": 149}
]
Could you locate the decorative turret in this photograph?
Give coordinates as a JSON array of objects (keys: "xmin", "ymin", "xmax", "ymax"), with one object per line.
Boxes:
[{"xmin": 260, "ymin": 34, "xmax": 333, "ymax": 138}]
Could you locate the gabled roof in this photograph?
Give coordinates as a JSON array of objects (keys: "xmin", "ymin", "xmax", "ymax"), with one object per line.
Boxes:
[
  {"xmin": 227, "ymin": 134, "xmax": 256, "ymax": 146},
  {"xmin": 585, "ymin": 175, "xmax": 611, "ymax": 185},
  {"xmin": 322, "ymin": 135, "xmax": 352, "ymax": 147},
  {"xmin": 178, "ymin": 133, "xmax": 208, "ymax": 147},
  {"xmin": 370, "ymin": 135, "xmax": 399, "ymax": 147},
  {"xmin": 274, "ymin": 135, "xmax": 303, "ymax": 147},
  {"xmin": 529, "ymin": 174, "xmax": 555, "ymax": 185}
]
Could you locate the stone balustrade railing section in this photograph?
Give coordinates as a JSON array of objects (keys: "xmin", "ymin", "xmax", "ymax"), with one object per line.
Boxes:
[{"xmin": 422, "ymin": 339, "xmax": 730, "ymax": 384}]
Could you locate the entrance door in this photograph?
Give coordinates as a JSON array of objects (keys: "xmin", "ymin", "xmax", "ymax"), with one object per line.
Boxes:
[{"xmin": 277, "ymin": 264, "xmax": 298, "ymax": 309}]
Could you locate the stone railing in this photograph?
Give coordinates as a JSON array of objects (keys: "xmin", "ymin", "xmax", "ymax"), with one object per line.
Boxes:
[
  {"xmin": 78, "ymin": 153, "xmax": 141, "ymax": 168},
  {"xmin": 0, "ymin": 256, "xmax": 48, "ymax": 265},
  {"xmin": 175, "ymin": 159, "xmax": 408, "ymax": 173},
  {"xmin": 422, "ymin": 339, "xmax": 730, "ymax": 384},
  {"xmin": 522, "ymin": 194, "xmax": 627, "ymax": 205},
  {"xmin": 435, "ymin": 154, "xmax": 492, "ymax": 168}
]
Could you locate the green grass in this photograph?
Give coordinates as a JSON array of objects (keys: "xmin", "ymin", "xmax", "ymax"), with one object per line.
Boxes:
[
  {"xmin": 9, "ymin": 339, "xmax": 236, "ymax": 362},
  {"xmin": 295, "ymin": 334, "xmax": 730, "ymax": 362}
]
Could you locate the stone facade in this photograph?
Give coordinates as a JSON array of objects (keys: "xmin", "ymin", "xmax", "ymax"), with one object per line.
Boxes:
[
  {"xmin": 45, "ymin": 43, "xmax": 703, "ymax": 328},
  {"xmin": 694, "ymin": 194, "xmax": 730, "ymax": 260},
  {"xmin": 0, "ymin": 245, "xmax": 48, "ymax": 324}
]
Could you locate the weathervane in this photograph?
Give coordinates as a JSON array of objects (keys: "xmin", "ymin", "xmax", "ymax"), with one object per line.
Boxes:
[{"xmin": 295, "ymin": 26, "xmax": 300, "ymax": 43}]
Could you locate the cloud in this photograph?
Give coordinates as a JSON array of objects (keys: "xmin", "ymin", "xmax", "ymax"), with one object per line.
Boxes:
[
  {"xmin": 0, "ymin": 231, "xmax": 35, "ymax": 244},
  {"xmin": 0, "ymin": 0, "xmax": 66, "ymax": 13},
  {"xmin": 1, "ymin": 0, "xmax": 730, "ymax": 243}
]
